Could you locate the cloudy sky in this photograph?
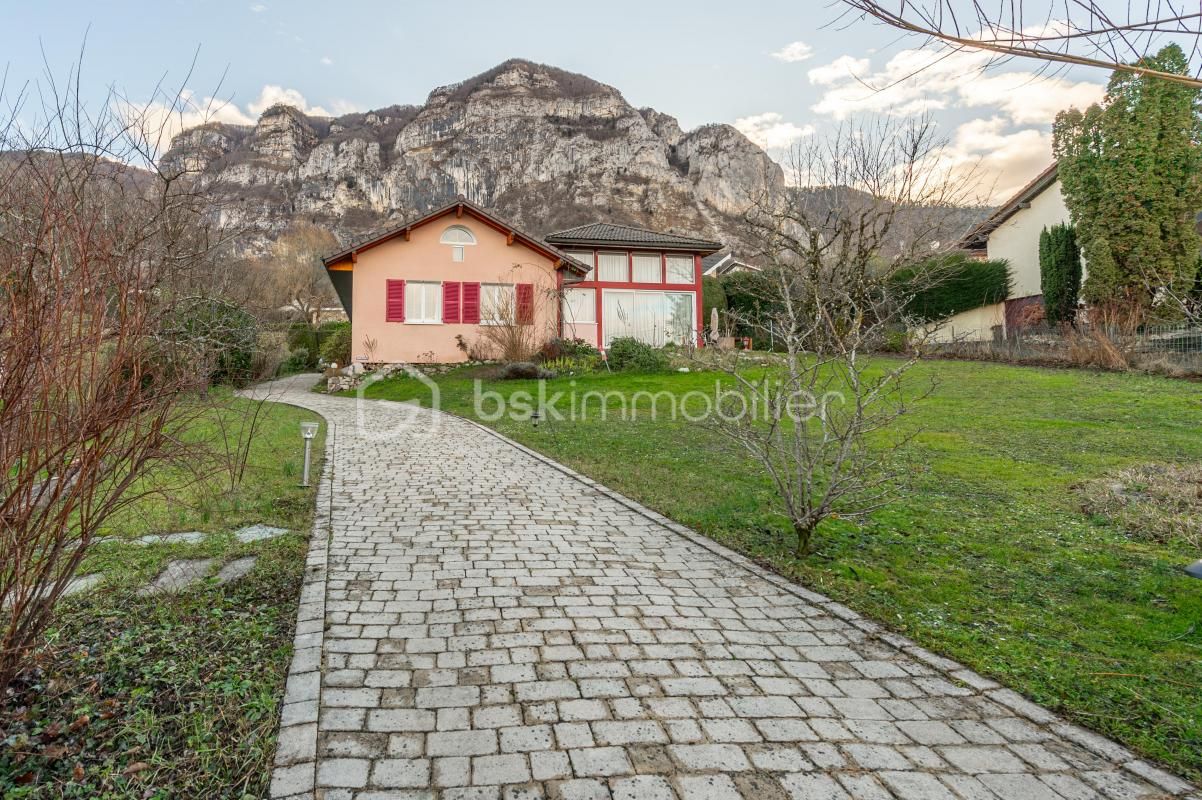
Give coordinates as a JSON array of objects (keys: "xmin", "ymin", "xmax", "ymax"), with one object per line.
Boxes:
[{"xmin": 3, "ymin": 0, "xmax": 1124, "ymax": 202}]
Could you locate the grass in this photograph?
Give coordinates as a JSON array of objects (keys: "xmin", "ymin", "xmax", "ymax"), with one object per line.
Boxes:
[
  {"xmin": 1, "ymin": 393, "xmax": 325, "ymax": 799},
  {"xmin": 355, "ymin": 358, "xmax": 1202, "ymax": 780}
]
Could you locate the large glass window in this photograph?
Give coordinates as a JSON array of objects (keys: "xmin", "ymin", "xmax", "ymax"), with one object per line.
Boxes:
[
  {"xmin": 597, "ymin": 252, "xmax": 628, "ymax": 282},
  {"xmin": 405, "ymin": 281, "xmax": 442, "ymax": 323},
  {"xmin": 480, "ymin": 283, "xmax": 515, "ymax": 324},
  {"xmin": 632, "ymin": 253, "xmax": 661, "ymax": 283},
  {"xmin": 666, "ymin": 255, "xmax": 694, "ymax": 284},
  {"xmin": 564, "ymin": 250, "xmax": 594, "ymax": 280},
  {"xmin": 563, "ymin": 288, "xmax": 596, "ymax": 323},
  {"xmin": 602, "ymin": 290, "xmax": 695, "ymax": 346}
]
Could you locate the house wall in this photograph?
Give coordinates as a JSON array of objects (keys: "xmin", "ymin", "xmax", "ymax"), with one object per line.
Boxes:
[
  {"xmin": 349, "ymin": 214, "xmax": 561, "ymax": 363},
  {"xmin": 924, "ymin": 302, "xmax": 1005, "ymax": 344},
  {"xmin": 986, "ymin": 178, "xmax": 1072, "ymax": 299}
]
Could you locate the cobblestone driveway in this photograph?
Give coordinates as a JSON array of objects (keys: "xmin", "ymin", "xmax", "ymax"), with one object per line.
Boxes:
[{"xmin": 255, "ymin": 376, "xmax": 1196, "ymax": 800}]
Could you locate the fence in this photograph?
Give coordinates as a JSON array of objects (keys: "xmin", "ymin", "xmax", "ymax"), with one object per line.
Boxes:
[{"xmin": 933, "ymin": 321, "xmax": 1202, "ymax": 376}]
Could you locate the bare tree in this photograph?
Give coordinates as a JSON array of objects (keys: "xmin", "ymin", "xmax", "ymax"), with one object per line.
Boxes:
[
  {"xmin": 251, "ymin": 223, "xmax": 340, "ymax": 326},
  {"xmin": 700, "ymin": 117, "xmax": 979, "ymax": 556},
  {"xmin": 836, "ymin": 1, "xmax": 1202, "ymax": 87},
  {"xmin": 0, "ymin": 62, "xmax": 228, "ymax": 690}
]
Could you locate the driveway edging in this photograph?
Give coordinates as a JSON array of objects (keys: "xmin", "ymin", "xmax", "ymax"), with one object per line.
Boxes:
[{"xmin": 267, "ymin": 405, "xmax": 335, "ymax": 800}]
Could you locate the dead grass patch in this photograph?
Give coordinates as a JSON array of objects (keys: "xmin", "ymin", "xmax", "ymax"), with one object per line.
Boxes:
[{"xmin": 1077, "ymin": 463, "xmax": 1202, "ymax": 548}]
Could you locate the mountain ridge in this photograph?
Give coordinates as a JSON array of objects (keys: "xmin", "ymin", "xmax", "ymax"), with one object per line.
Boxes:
[{"xmin": 163, "ymin": 58, "xmax": 785, "ymax": 254}]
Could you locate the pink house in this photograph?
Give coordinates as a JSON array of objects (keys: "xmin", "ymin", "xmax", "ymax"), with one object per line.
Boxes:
[{"xmin": 322, "ymin": 198, "xmax": 722, "ymax": 364}]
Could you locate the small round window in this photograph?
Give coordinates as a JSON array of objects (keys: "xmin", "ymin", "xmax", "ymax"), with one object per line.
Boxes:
[{"xmin": 440, "ymin": 225, "xmax": 476, "ymax": 262}]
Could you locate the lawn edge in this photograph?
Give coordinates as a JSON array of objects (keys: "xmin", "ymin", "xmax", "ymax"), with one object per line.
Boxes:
[
  {"xmin": 454, "ymin": 410, "xmax": 1198, "ymax": 797},
  {"xmin": 237, "ymin": 385, "xmax": 335, "ymax": 800}
]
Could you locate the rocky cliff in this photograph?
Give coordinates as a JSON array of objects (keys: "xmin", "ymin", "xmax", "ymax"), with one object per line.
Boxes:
[{"xmin": 163, "ymin": 59, "xmax": 784, "ymax": 254}]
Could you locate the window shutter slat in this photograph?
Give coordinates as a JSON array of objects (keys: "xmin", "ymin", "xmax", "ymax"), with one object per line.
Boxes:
[
  {"xmin": 462, "ymin": 282, "xmax": 481, "ymax": 324},
  {"xmin": 386, "ymin": 279, "xmax": 405, "ymax": 322},
  {"xmin": 443, "ymin": 281, "xmax": 462, "ymax": 324},
  {"xmin": 516, "ymin": 283, "xmax": 534, "ymax": 325}
]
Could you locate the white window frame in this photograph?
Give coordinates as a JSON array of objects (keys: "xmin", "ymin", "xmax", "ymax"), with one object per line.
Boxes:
[
  {"xmin": 665, "ymin": 254, "xmax": 695, "ymax": 284},
  {"xmin": 597, "ymin": 251, "xmax": 628, "ymax": 282},
  {"xmin": 405, "ymin": 281, "xmax": 442, "ymax": 324},
  {"xmin": 440, "ymin": 225, "xmax": 476, "ymax": 263},
  {"xmin": 601, "ymin": 289, "xmax": 696, "ymax": 347},
  {"xmin": 480, "ymin": 282, "xmax": 516, "ymax": 325},
  {"xmin": 564, "ymin": 250, "xmax": 595, "ymax": 280},
  {"xmin": 563, "ymin": 288, "xmax": 596, "ymax": 324},
  {"xmin": 632, "ymin": 252, "xmax": 662, "ymax": 284}
]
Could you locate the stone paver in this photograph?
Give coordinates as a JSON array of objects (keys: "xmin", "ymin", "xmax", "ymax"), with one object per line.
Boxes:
[
  {"xmin": 252, "ymin": 374, "xmax": 1199, "ymax": 800},
  {"xmin": 138, "ymin": 557, "xmax": 217, "ymax": 595},
  {"xmin": 235, "ymin": 524, "xmax": 291, "ymax": 543}
]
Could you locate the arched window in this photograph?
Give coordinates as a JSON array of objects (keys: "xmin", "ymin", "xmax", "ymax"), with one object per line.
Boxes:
[{"xmin": 440, "ymin": 225, "xmax": 476, "ymax": 261}]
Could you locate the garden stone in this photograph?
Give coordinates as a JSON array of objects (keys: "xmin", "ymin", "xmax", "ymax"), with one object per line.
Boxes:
[
  {"xmin": 63, "ymin": 573, "xmax": 103, "ymax": 596},
  {"xmin": 137, "ymin": 531, "xmax": 207, "ymax": 545},
  {"xmin": 139, "ymin": 558, "xmax": 217, "ymax": 595},
  {"xmin": 235, "ymin": 524, "xmax": 290, "ymax": 543},
  {"xmin": 215, "ymin": 556, "xmax": 258, "ymax": 585}
]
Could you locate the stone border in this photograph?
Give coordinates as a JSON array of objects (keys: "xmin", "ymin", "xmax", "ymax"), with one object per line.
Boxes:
[
  {"xmin": 459, "ymin": 414, "xmax": 1198, "ymax": 798},
  {"xmin": 269, "ymin": 420, "xmax": 335, "ymax": 800}
]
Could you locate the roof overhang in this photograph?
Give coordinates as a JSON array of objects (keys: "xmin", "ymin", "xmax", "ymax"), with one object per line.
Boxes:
[
  {"xmin": 322, "ymin": 198, "xmax": 591, "ymax": 275},
  {"xmin": 545, "ymin": 236, "xmax": 723, "ymax": 255},
  {"xmin": 956, "ymin": 162, "xmax": 1059, "ymax": 251}
]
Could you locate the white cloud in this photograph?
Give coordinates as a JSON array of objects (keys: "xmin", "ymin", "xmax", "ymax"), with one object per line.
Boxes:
[
  {"xmin": 734, "ymin": 112, "xmax": 815, "ymax": 150},
  {"xmin": 115, "ymin": 90, "xmax": 256, "ymax": 151},
  {"xmin": 117, "ymin": 85, "xmax": 359, "ymax": 153},
  {"xmin": 929, "ymin": 117, "xmax": 1056, "ymax": 203},
  {"xmin": 249, "ymin": 3, "xmax": 266, "ymax": 11},
  {"xmin": 772, "ymin": 41, "xmax": 814, "ymax": 63},
  {"xmin": 807, "ymin": 44, "xmax": 1103, "ymax": 125},
  {"xmin": 246, "ymin": 85, "xmax": 338, "ymax": 117},
  {"xmin": 320, "ymin": 56, "xmax": 334, "ymax": 66},
  {"xmin": 807, "ymin": 56, "xmax": 870, "ymax": 86}
]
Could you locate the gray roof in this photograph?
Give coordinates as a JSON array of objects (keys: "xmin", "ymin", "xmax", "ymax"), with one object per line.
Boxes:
[
  {"xmin": 957, "ymin": 162, "xmax": 1058, "ymax": 250},
  {"xmin": 702, "ymin": 251, "xmax": 730, "ymax": 271},
  {"xmin": 545, "ymin": 222, "xmax": 722, "ymax": 253}
]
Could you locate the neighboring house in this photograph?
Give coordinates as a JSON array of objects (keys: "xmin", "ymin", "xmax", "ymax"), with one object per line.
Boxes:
[
  {"xmin": 545, "ymin": 223, "xmax": 722, "ymax": 348},
  {"xmin": 701, "ymin": 250, "xmax": 762, "ymax": 277},
  {"xmin": 321, "ymin": 199, "xmax": 721, "ymax": 363},
  {"xmin": 951, "ymin": 162, "xmax": 1076, "ymax": 341}
]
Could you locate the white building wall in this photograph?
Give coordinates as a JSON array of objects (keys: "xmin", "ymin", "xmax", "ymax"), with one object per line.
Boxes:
[{"xmin": 985, "ymin": 178, "xmax": 1072, "ymax": 299}]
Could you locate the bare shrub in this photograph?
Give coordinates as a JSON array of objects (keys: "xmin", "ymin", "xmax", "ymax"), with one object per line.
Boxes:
[
  {"xmin": 0, "ymin": 63, "xmax": 228, "ymax": 691},
  {"xmin": 469, "ymin": 272, "xmax": 557, "ymax": 363}
]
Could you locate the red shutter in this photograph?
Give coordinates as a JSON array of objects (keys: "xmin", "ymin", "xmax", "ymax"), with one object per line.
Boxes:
[
  {"xmin": 462, "ymin": 282, "xmax": 480, "ymax": 324},
  {"xmin": 443, "ymin": 281, "xmax": 462, "ymax": 324},
  {"xmin": 516, "ymin": 283, "xmax": 534, "ymax": 325},
  {"xmin": 386, "ymin": 279, "xmax": 405, "ymax": 322}
]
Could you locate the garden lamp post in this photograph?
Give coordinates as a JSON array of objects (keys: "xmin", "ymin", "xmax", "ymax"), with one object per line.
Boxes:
[{"xmin": 300, "ymin": 422, "xmax": 319, "ymax": 487}]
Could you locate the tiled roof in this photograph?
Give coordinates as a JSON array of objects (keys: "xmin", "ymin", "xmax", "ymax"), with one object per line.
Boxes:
[
  {"xmin": 322, "ymin": 197, "xmax": 590, "ymax": 275},
  {"xmin": 957, "ymin": 162, "xmax": 1059, "ymax": 250},
  {"xmin": 545, "ymin": 222, "xmax": 723, "ymax": 253},
  {"xmin": 702, "ymin": 251, "xmax": 731, "ymax": 271}
]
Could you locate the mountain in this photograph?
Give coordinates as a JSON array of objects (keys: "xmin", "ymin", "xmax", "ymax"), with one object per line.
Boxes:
[{"xmin": 163, "ymin": 59, "xmax": 785, "ymax": 255}]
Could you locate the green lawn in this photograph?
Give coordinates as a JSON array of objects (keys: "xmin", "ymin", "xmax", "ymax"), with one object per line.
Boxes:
[
  {"xmin": 358, "ymin": 358, "xmax": 1202, "ymax": 780},
  {"xmin": 1, "ymin": 394, "xmax": 325, "ymax": 799}
]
